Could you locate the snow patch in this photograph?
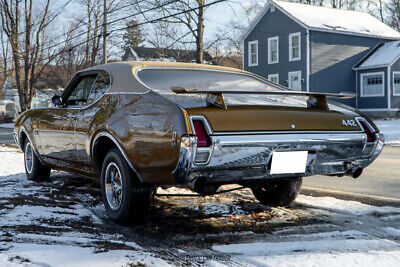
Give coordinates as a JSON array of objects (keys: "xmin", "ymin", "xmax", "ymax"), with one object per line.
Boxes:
[
  {"xmin": 0, "ymin": 243, "xmax": 169, "ymax": 267},
  {"xmin": 213, "ymin": 238, "xmax": 397, "ymax": 256},
  {"xmin": 296, "ymin": 195, "xmax": 400, "ymax": 216},
  {"xmin": 374, "ymin": 119, "xmax": 400, "ymax": 145},
  {"xmin": 274, "ymin": 0, "xmax": 400, "ymax": 38}
]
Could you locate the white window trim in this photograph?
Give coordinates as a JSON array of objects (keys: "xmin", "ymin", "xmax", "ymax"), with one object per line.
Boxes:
[
  {"xmin": 248, "ymin": 40, "xmax": 258, "ymax": 67},
  {"xmin": 360, "ymin": 72, "xmax": 385, "ymax": 97},
  {"xmin": 393, "ymin": 71, "xmax": 400, "ymax": 96},
  {"xmin": 268, "ymin": 36, "xmax": 279, "ymax": 64},
  {"xmin": 288, "ymin": 71, "xmax": 302, "ymax": 91},
  {"xmin": 268, "ymin": 73, "xmax": 279, "ymax": 83},
  {"xmin": 289, "ymin": 32, "xmax": 301, "ymax": 61}
]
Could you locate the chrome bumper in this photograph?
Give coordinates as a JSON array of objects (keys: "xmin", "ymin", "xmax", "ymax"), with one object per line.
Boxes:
[{"xmin": 173, "ymin": 132, "xmax": 384, "ymax": 184}]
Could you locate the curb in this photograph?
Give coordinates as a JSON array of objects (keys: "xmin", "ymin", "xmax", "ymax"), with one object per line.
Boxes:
[{"xmin": 301, "ymin": 186, "xmax": 400, "ymax": 207}]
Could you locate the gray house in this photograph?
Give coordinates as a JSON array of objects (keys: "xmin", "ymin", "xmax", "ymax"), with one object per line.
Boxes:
[{"xmin": 241, "ymin": 0, "xmax": 400, "ymax": 114}]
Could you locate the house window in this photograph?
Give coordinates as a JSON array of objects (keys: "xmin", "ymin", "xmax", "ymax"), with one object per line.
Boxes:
[
  {"xmin": 268, "ymin": 74, "xmax": 279, "ymax": 84},
  {"xmin": 361, "ymin": 72, "xmax": 385, "ymax": 97},
  {"xmin": 289, "ymin": 32, "xmax": 301, "ymax": 61},
  {"xmin": 248, "ymin": 40, "xmax": 258, "ymax": 67},
  {"xmin": 270, "ymin": 6, "xmax": 275, "ymax": 12},
  {"xmin": 393, "ymin": 72, "xmax": 400, "ymax": 96},
  {"xmin": 268, "ymin": 36, "xmax": 279, "ymax": 64}
]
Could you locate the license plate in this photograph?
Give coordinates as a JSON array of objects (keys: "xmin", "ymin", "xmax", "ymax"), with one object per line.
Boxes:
[{"xmin": 270, "ymin": 151, "xmax": 308, "ymax": 175}]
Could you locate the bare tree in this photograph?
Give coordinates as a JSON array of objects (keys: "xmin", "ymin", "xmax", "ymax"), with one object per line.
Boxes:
[
  {"xmin": 0, "ymin": 28, "xmax": 11, "ymax": 99},
  {"xmin": 289, "ymin": 0, "xmax": 368, "ymax": 10},
  {"xmin": 0, "ymin": 0, "xmax": 55, "ymax": 112},
  {"xmin": 387, "ymin": 0, "xmax": 400, "ymax": 31},
  {"xmin": 132, "ymin": 0, "xmax": 225, "ymax": 63}
]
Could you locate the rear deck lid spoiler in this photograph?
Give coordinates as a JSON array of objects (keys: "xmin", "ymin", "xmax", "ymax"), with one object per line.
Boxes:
[{"xmin": 171, "ymin": 87, "xmax": 355, "ymax": 110}]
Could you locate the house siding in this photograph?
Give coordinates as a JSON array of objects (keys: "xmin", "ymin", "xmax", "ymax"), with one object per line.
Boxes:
[
  {"xmin": 309, "ymin": 31, "xmax": 392, "ymax": 107},
  {"xmin": 243, "ymin": 7, "xmax": 307, "ymax": 91},
  {"xmin": 389, "ymin": 59, "xmax": 400, "ymax": 109},
  {"xmin": 356, "ymin": 68, "xmax": 388, "ymax": 109}
]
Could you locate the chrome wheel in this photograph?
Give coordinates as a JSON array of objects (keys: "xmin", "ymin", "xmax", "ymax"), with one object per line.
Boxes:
[
  {"xmin": 25, "ymin": 142, "xmax": 33, "ymax": 174},
  {"xmin": 104, "ymin": 162, "xmax": 123, "ymax": 211}
]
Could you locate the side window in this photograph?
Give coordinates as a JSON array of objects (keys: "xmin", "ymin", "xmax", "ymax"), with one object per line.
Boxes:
[
  {"xmin": 87, "ymin": 71, "xmax": 111, "ymax": 105},
  {"xmin": 65, "ymin": 74, "xmax": 98, "ymax": 106}
]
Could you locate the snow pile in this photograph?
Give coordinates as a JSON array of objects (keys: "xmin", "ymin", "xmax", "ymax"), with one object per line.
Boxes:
[
  {"xmin": 296, "ymin": 195, "xmax": 400, "ymax": 216},
  {"xmin": 0, "ymin": 244, "xmax": 169, "ymax": 267},
  {"xmin": 208, "ymin": 195, "xmax": 400, "ymax": 266},
  {"xmin": 0, "ymin": 146, "xmax": 169, "ymax": 266},
  {"xmin": 374, "ymin": 119, "xmax": 400, "ymax": 145}
]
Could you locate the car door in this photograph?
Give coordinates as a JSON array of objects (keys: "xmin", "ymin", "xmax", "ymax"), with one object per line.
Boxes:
[
  {"xmin": 74, "ymin": 70, "xmax": 111, "ymax": 167},
  {"xmin": 37, "ymin": 73, "xmax": 98, "ymax": 167}
]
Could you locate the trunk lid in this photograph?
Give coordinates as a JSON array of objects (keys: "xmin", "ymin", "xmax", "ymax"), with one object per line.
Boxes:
[{"xmin": 186, "ymin": 105, "xmax": 361, "ymax": 132}]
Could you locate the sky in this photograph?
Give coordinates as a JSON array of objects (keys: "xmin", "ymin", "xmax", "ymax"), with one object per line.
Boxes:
[{"xmin": 57, "ymin": 0, "xmax": 260, "ymax": 58}]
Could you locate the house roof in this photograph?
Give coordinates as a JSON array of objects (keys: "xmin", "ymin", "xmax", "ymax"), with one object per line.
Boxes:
[
  {"xmin": 241, "ymin": 0, "xmax": 400, "ymax": 42},
  {"xmin": 123, "ymin": 47, "xmax": 213, "ymax": 62},
  {"xmin": 354, "ymin": 40, "xmax": 400, "ymax": 70}
]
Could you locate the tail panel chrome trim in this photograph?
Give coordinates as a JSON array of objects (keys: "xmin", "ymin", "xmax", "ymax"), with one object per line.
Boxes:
[{"xmin": 172, "ymin": 132, "xmax": 384, "ymax": 184}]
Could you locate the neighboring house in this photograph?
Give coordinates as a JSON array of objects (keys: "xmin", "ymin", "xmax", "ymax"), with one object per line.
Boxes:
[
  {"xmin": 241, "ymin": 0, "xmax": 400, "ymax": 115},
  {"xmin": 1, "ymin": 77, "xmax": 62, "ymax": 116},
  {"xmin": 122, "ymin": 47, "xmax": 213, "ymax": 63}
]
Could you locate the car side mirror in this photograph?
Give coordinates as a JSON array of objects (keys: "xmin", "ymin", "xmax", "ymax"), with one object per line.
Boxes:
[{"xmin": 52, "ymin": 95, "xmax": 62, "ymax": 106}]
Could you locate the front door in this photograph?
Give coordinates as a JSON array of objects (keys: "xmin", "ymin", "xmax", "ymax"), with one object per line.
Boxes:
[
  {"xmin": 288, "ymin": 71, "xmax": 302, "ymax": 91},
  {"xmin": 37, "ymin": 74, "xmax": 98, "ymax": 167},
  {"xmin": 74, "ymin": 70, "xmax": 111, "ymax": 166},
  {"xmin": 36, "ymin": 108, "xmax": 79, "ymax": 163}
]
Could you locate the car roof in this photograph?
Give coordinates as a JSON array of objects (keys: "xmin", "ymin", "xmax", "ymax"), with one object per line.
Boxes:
[{"xmin": 82, "ymin": 61, "xmax": 254, "ymax": 94}]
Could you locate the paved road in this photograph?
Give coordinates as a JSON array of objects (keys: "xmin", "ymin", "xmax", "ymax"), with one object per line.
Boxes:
[
  {"xmin": 0, "ymin": 127, "xmax": 14, "ymax": 145},
  {"xmin": 0, "ymin": 126, "xmax": 399, "ymax": 198},
  {"xmin": 303, "ymin": 145, "xmax": 400, "ymax": 199}
]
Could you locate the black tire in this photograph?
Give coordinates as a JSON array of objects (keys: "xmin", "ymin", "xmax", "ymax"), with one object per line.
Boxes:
[
  {"xmin": 101, "ymin": 148, "xmax": 152, "ymax": 225},
  {"xmin": 251, "ymin": 177, "xmax": 303, "ymax": 207},
  {"xmin": 23, "ymin": 139, "xmax": 51, "ymax": 181}
]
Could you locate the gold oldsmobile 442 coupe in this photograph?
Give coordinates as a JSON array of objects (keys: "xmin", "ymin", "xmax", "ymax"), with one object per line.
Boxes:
[{"xmin": 14, "ymin": 62, "xmax": 384, "ymax": 224}]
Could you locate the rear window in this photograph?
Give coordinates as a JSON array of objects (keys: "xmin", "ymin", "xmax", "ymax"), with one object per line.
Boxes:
[{"xmin": 137, "ymin": 68, "xmax": 281, "ymax": 92}]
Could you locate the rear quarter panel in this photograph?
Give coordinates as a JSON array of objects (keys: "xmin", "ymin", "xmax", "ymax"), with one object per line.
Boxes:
[{"xmin": 104, "ymin": 91, "xmax": 189, "ymax": 184}]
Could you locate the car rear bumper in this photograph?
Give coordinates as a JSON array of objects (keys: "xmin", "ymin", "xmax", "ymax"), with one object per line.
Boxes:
[{"xmin": 173, "ymin": 132, "xmax": 384, "ymax": 184}]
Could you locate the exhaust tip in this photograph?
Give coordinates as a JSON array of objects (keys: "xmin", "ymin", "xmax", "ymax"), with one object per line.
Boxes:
[{"xmin": 352, "ymin": 168, "xmax": 363, "ymax": 179}]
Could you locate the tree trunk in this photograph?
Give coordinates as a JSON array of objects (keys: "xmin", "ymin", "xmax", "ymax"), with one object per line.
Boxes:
[{"xmin": 196, "ymin": 0, "xmax": 205, "ymax": 64}]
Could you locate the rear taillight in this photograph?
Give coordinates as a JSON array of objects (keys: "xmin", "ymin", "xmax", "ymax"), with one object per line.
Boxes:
[
  {"xmin": 359, "ymin": 121, "xmax": 376, "ymax": 142},
  {"xmin": 193, "ymin": 120, "xmax": 211, "ymax": 147}
]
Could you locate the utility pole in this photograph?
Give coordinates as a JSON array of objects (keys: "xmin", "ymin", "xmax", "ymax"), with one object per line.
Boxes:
[{"xmin": 102, "ymin": 0, "xmax": 108, "ymax": 64}]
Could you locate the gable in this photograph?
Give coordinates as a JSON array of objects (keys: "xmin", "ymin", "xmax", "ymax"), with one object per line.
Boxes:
[{"xmin": 355, "ymin": 41, "xmax": 400, "ymax": 70}]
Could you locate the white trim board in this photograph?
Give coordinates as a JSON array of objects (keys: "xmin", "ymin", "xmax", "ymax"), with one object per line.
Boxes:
[{"xmin": 388, "ymin": 66, "xmax": 391, "ymax": 109}]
